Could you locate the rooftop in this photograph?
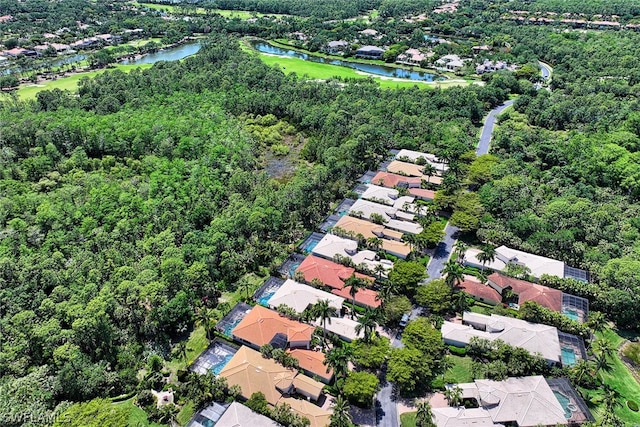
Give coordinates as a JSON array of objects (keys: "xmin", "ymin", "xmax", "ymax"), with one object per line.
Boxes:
[
  {"xmin": 295, "ymin": 255, "xmax": 373, "ymax": 290},
  {"xmin": 232, "ymin": 305, "xmax": 314, "ymax": 349},
  {"xmin": 311, "ymin": 316, "xmax": 363, "ymax": 341},
  {"xmin": 311, "ymin": 233, "xmax": 395, "ymax": 271},
  {"xmin": 279, "ymin": 397, "xmax": 332, "ymax": 427},
  {"xmin": 268, "ymin": 279, "xmax": 344, "ymax": 314},
  {"xmin": 464, "ymin": 245, "xmax": 566, "ymax": 279},
  {"xmin": 288, "ymin": 348, "xmax": 333, "ymax": 382},
  {"xmin": 442, "ymin": 312, "xmax": 562, "ymax": 363},
  {"xmin": 197, "ymin": 402, "xmax": 281, "ymax": 427},
  {"xmin": 387, "ymin": 160, "xmax": 425, "ymax": 177},
  {"xmin": 371, "ymin": 171, "xmax": 422, "ymax": 188},
  {"xmin": 487, "ymin": 273, "xmax": 562, "ymax": 312},
  {"xmin": 334, "ymin": 215, "xmax": 410, "ymax": 258},
  {"xmin": 457, "ymin": 277, "xmax": 502, "ymax": 305}
]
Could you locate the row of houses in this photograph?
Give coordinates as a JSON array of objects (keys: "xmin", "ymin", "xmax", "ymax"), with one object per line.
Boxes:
[{"xmin": 502, "ymin": 14, "xmax": 637, "ymax": 30}]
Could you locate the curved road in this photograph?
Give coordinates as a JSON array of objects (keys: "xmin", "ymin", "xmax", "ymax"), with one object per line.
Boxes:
[{"xmin": 376, "ymin": 99, "xmax": 513, "ymax": 427}]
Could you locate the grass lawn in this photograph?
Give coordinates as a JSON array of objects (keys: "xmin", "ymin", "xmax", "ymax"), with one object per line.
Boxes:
[
  {"xmin": 14, "ymin": 63, "xmax": 153, "ymax": 99},
  {"xmin": 166, "ymin": 325, "xmax": 210, "ymax": 373},
  {"xmin": 133, "ymin": 2, "xmax": 286, "ymax": 18},
  {"xmin": 400, "ymin": 412, "xmax": 417, "ymax": 427},
  {"xmin": 113, "ymin": 398, "xmax": 165, "ymax": 427},
  {"xmin": 443, "ymin": 355, "xmax": 473, "ymax": 384},
  {"xmin": 176, "ymin": 401, "xmax": 195, "ymax": 426},
  {"xmin": 581, "ymin": 329, "xmax": 640, "ymax": 425},
  {"xmin": 127, "ymin": 37, "xmax": 163, "ymax": 47},
  {"xmin": 220, "ymin": 272, "xmax": 267, "ymax": 306}
]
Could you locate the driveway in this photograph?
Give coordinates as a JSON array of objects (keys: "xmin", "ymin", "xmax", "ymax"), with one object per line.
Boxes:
[
  {"xmin": 539, "ymin": 61, "xmax": 553, "ymax": 80},
  {"xmin": 376, "ymin": 374, "xmax": 399, "ymax": 427},
  {"xmin": 426, "ymin": 223, "xmax": 459, "ymax": 282}
]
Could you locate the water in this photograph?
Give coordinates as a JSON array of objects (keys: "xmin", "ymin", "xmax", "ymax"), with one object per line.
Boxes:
[
  {"xmin": 553, "ymin": 391, "xmax": 573, "ymax": 419},
  {"xmin": 288, "ymin": 262, "xmax": 301, "ymax": 278},
  {"xmin": 222, "ymin": 318, "xmax": 241, "ymax": 337},
  {"xmin": 562, "ymin": 307, "xmax": 579, "ymax": 321},
  {"xmin": 258, "ymin": 291, "xmax": 275, "ymax": 306},
  {"xmin": 251, "ymin": 41, "xmax": 442, "ymax": 82},
  {"xmin": 338, "ymin": 210, "xmax": 349, "ymax": 217},
  {"xmin": 210, "ymin": 353, "xmax": 234, "ymax": 375},
  {"xmin": 561, "ymin": 347, "xmax": 577, "ymax": 366},
  {"xmin": 301, "ymin": 237, "xmax": 322, "ymax": 253},
  {"xmin": 120, "ymin": 41, "xmax": 201, "ymax": 65}
]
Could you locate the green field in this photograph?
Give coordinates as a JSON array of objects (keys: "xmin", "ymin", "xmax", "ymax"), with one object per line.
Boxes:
[
  {"xmin": 245, "ymin": 45, "xmax": 471, "ymax": 90},
  {"xmin": 133, "ymin": 2, "xmax": 285, "ymax": 18},
  {"xmin": 13, "ymin": 63, "xmax": 153, "ymax": 99},
  {"xmin": 443, "ymin": 355, "xmax": 473, "ymax": 384},
  {"xmin": 580, "ymin": 329, "xmax": 640, "ymax": 425},
  {"xmin": 400, "ymin": 412, "xmax": 417, "ymax": 427}
]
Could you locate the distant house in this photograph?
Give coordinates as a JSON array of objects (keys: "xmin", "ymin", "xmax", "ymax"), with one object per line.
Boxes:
[
  {"xmin": 349, "ymin": 199, "xmax": 422, "ymax": 235},
  {"xmin": 3, "ymin": 47, "xmax": 38, "ymax": 57},
  {"xmin": 435, "ymin": 54, "xmax": 467, "ymax": 71},
  {"xmin": 333, "ymin": 214, "xmax": 411, "ymax": 259},
  {"xmin": 396, "ymin": 48, "xmax": 426, "ymax": 65},
  {"xmin": 371, "ymin": 171, "xmax": 422, "ymax": 189},
  {"xmin": 312, "ymin": 233, "xmax": 395, "ymax": 273},
  {"xmin": 325, "ymin": 40, "xmax": 348, "ymax": 54},
  {"xmin": 355, "ymin": 45, "xmax": 385, "ymax": 59},
  {"xmin": 0, "ymin": 15, "xmax": 13, "ymax": 23},
  {"xmin": 433, "ymin": 376, "xmax": 577, "ymax": 427},
  {"xmin": 267, "ymin": 279, "xmax": 344, "ymax": 313},
  {"xmin": 475, "ymin": 59, "xmax": 510, "ymax": 74},
  {"xmin": 472, "ymin": 44, "xmax": 491, "ymax": 54},
  {"xmin": 360, "ymin": 184, "xmax": 417, "ymax": 212},
  {"xmin": 360, "ymin": 28, "xmax": 379, "ymax": 36}
]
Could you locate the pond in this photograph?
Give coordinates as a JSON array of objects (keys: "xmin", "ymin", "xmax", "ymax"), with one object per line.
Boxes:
[
  {"xmin": 250, "ymin": 41, "xmax": 442, "ymax": 82},
  {"xmin": 120, "ymin": 41, "xmax": 202, "ymax": 65}
]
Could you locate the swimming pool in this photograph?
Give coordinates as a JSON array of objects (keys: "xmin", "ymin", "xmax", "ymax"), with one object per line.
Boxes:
[
  {"xmin": 210, "ymin": 353, "xmax": 234, "ymax": 375},
  {"xmin": 563, "ymin": 307, "xmax": 580, "ymax": 321},
  {"xmin": 561, "ymin": 347, "xmax": 577, "ymax": 367},
  {"xmin": 258, "ymin": 291, "xmax": 275, "ymax": 306},
  {"xmin": 300, "ymin": 234, "xmax": 324, "ymax": 253},
  {"xmin": 553, "ymin": 391, "xmax": 575, "ymax": 419},
  {"xmin": 223, "ymin": 319, "xmax": 242, "ymax": 337},
  {"xmin": 289, "ymin": 262, "xmax": 301, "ymax": 278},
  {"xmin": 338, "ymin": 210, "xmax": 349, "ymax": 217}
]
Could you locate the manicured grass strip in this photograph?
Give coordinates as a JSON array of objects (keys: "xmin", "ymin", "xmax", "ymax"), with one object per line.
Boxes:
[
  {"xmin": 443, "ymin": 355, "xmax": 474, "ymax": 384},
  {"xmin": 176, "ymin": 401, "xmax": 195, "ymax": 425},
  {"xmin": 112, "ymin": 398, "xmax": 165, "ymax": 427},
  {"xmin": 166, "ymin": 325, "xmax": 210, "ymax": 373},
  {"xmin": 400, "ymin": 412, "xmax": 417, "ymax": 427},
  {"xmin": 15, "ymin": 63, "xmax": 153, "ymax": 99}
]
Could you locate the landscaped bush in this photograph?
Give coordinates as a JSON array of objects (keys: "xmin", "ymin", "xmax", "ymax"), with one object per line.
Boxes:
[
  {"xmin": 628, "ymin": 400, "xmax": 639, "ymax": 412},
  {"xmin": 623, "ymin": 342, "xmax": 640, "ymax": 366},
  {"xmin": 448, "ymin": 345, "xmax": 467, "ymax": 356}
]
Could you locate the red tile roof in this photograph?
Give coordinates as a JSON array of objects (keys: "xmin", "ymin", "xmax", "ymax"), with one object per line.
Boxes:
[
  {"xmin": 232, "ymin": 305, "xmax": 314, "ymax": 348},
  {"xmin": 371, "ymin": 171, "xmax": 422, "ymax": 188},
  {"xmin": 487, "ymin": 273, "xmax": 562, "ymax": 312},
  {"xmin": 332, "ymin": 286, "xmax": 381, "ymax": 308},
  {"xmin": 458, "ymin": 278, "xmax": 502, "ymax": 304},
  {"xmin": 296, "ymin": 255, "xmax": 374, "ymax": 290},
  {"xmin": 287, "ymin": 349, "xmax": 332, "ymax": 382},
  {"xmin": 408, "ymin": 188, "xmax": 436, "ymax": 200}
]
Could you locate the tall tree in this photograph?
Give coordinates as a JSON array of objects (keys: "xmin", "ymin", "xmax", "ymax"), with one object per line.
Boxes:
[
  {"xmin": 443, "ymin": 260, "xmax": 464, "ymax": 288},
  {"xmin": 310, "ymin": 299, "xmax": 338, "ymax": 350},
  {"xmin": 330, "ymin": 395, "xmax": 353, "ymax": 427},
  {"xmin": 476, "ymin": 244, "xmax": 496, "ymax": 272},
  {"xmin": 355, "ymin": 307, "xmax": 381, "ymax": 343},
  {"xmin": 416, "ymin": 400, "xmax": 435, "ymax": 427},
  {"xmin": 344, "ymin": 274, "xmax": 366, "ymax": 319}
]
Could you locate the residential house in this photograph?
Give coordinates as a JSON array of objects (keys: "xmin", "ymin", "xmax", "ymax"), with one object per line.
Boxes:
[
  {"xmin": 295, "ymin": 255, "xmax": 380, "ymax": 308},
  {"xmin": 396, "ymin": 48, "xmax": 426, "ymax": 65},
  {"xmin": 333, "ymin": 215, "xmax": 411, "ymax": 259},
  {"xmin": 472, "ymin": 44, "xmax": 491, "ymax": 54},
  {"xmin": 0, "ymin": 15, "xmax": 13, "ymax": 23},
  {"xmin": 408, "ymin": 188, "xmax": 435, "ymax": 201},
  {"xmin": 457, "ymin": 276, "xmax": 502, "ymax": 306},
  {"xmin": 433, "ymin": 376, "xmax": 570, "ymax": 427},
  {"xmin": 311, "ymin": 316, "xmax": 364, "ymax": 342},
  {"xmin": 434, "ymin": 54, "xmax": 467, "ymax": 71},
  {"xmin": 231, "ymin": 305, "xmax": 314, "ymax": 350},
  {"xmin": 287, "ymin": 348, "xmax": 333, "ymax": 383},
  {"xmin": 360, "ymin": 184, "xmax": 418, "ymax": 213},
  {"xmin": 311, "ymin": 233, "xmax": 395, "ymax": 273},
  {"xmin": 325, "ymin": 40, "xmax": 348, "ymax": 54},
  {"xmin": 360, "ymin": 29, "xmax": 379, "ymax": 37},
  {"xmin": 268, "ymin": 279, "xmax": 344, "ymax": 314},
  {"xmin": 475, "ymin": 59, "xmax": 510, "ymax": 74},
  {"xmin": 371, "ymin": 171, "xmax": 422, "ymax": 189},
  {"xmin": 463, "ymin": 245, "xmax": 589, "ymax": 281},
  {"xmin": 349, "ymin": 199, "xmax": 422, "ymax": 235},
  {"xmin": 218, "ymin": 346, "xmax": 331, "ymax": 427},
  {"xmin": 2, "ymin": 47, "xmax": 37, "ymax": 57},
  {"xmin": 187, "ymin": 402, "xmax": 281, "ymax": 427},
  {"xmin": 387, "ymin": 160, "xmax": 425, "ymax": 177},
  {"xmin": 355, "ymin": 45, "xmax": 385, "ymax": 59},
  {"xmin": 442, "ymin": 312, "xmax": 582, "ymax": 365},
  {"xmin": 396, "ymin": 149, "xmax": 448, "ymax": 174}
]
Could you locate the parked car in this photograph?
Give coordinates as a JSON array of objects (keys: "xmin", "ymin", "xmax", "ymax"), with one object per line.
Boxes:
[{"xmin": 399, "ymin": 313, "xmax": 410, "ymax": 328}]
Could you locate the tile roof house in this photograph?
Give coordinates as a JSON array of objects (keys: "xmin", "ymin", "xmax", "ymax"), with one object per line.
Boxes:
[
  {"xmin": 386, "ymin": 160, "xmax": 426, "ymax": 177},
  {"xmin": 349, "ymin": 199, "xmax": 422, "ymax": 234},
  {"xmin": 326, "ymin": 40, "xmax": 348, "ymax": 54},
  {"xmin": 201, "ymin": 402, "xmax": 281, "ymax": 427},
  {"xmin": 218, "ymin": 346, "xmax": 331, "ymax": 426},
  {"xmin": 433, "ymin": 376, "xmax": 569, "ymax": 427},
  {"xmin": 311, "ymin": 316, "xmax": 364, "ymax": 342},
  {"xmin": 295, "ymin": 255, "xmax": 380, "ymax": 308},
  {"xmin": 396, "ymin": 149, "xmax": 448, "ymax": 173},
  {"xmin": 371, "ymin": 171, "xmax": 423, "ymax": 189},
  {"xmin": 355, "ymin": 45, "xmax": 386, "ymax": 59},
  {"xmin": 487, "ymin": 273, "xmax": 562, "ymax": 312},
  {"xmin": 333, "ymin": 215, "xmax": 410, "ymax": 259},
  {"xmin": 442, "ymin": 312, "xmax": 563, "ymax": 364},
  {"xmin": 311, "ymin": 233, "xmax": 395, "ymax": 272},
  {"xmin": 288, "ymin": 348, "xmax": 333, "ymax": 383},
  {"xmin": 268, "ymin": 279, "xmax": 344, "ymax": 314},
  {"xmin": 408, "ymin": 188, "xmax": 436, "ymax": 201},
  {"xmin": 457, "ymin": 276, "xmax": 502, "ymax": 305},
  {"xmin": 219, "ymin": 345, "xmax": 297, "ymax": 405},
  {"xmin": 232, "ymin": 305, "xmax": 314, "ymax": 350},
  {"xmin": 463, "ymin": 245, "xmax": 586, "ymax": 280},
  {"xmin": 396, "ymin": 48, "xmax": 426, "ymax": 65}
]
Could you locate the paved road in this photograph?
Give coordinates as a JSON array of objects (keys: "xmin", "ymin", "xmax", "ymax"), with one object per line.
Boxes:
[
  {"xmin": 539, "ymin": 60, "xmax": 552, "ymax": 80},
  {"xmin": 376, "ymin": 92, "xmax": 516, "ymax": 427},
  {"xmin": 476, "ymin": 100, "xmax": 514, "ymax": 156}
]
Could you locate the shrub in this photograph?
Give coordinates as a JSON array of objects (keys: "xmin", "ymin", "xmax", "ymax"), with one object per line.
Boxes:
[
  {"xmin": 628, "ymin": 400, "xmax": 639, "ymax": 412},
  {"xmin": 343, "ymin": 371, "xmax": 379, "ymax": 408},
  {"xmin": 448, "ymin": 345, "xmax": 467, "ymax": 356}
]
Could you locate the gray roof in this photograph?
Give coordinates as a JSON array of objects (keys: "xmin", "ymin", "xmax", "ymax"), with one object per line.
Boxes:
[{"xmin": 357, "ymin": 45, "xmax": 385, "ymax": 53}]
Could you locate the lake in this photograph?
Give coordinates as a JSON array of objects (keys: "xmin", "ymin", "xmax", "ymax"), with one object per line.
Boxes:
[
  {"xmin": 250, "ymin": 41, "xmax": 442, "ymax": 82},
  {"xmin": 120, "ymin": 41, "xmax": 202, "ymax": 65}
]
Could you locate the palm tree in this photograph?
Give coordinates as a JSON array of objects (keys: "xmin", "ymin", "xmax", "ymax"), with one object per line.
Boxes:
[
  {"xmin": 311, "ymin": 299, "xmax": 338, "ymax": 350},
  {"xmin": 374, "ymin": 263, "xmax": 387, "ymax": 280},
  {"xmin": 444, "ymin": 385, "xmax": 463, "ymax": 407},
  {"xmin": 324, "ymin": 346, "xmax": 353, "ymax": 380},
  {"xmin": 366, "ymin": 237, "xmax": 383, "ymax": 252},
  {"xmin": 402, "ymin": 233, "xmax": 417, "ymax": 253},
  {"xmin": 423, "ymin": 164, "xmax": 438, "ymax": 184},
  {"xmin": 443, "ymin": 259, "xmax": 465, "ymax": 288},
  {"xmin": 476, "ymin": 244, "xmax": 496, "ymax": 272},
  {"xmin": 592, "ymin": 338, "xmax": 616, "ymax": 378},
  {"xmin": 330, "ymin": 395, "xmax": 353, "ymax": 427},
  {"xmin": 195, "ymin": 307, "xmax": 217, "ymax": 341},
  {"xmin": 238, "ymin": 277, "xmax": 252, "ymax": 302},
  {"xmin": 344, "ymin": 274, "xmax": 365, "ymax": 319},
  {"xmin": 587, "ymin": 311, "xmax": 608, "ymax": 334},
  {"xmin": 572, "ymin": 359, "xmax": 595, "ymax": 386},
  {"xmin": 375, "ymin": 280, "xmax": 399, "ymax": 307},
  {"xmin": 416, "ymin": 400, "xmax": 435, "ymax": 427},
  {"xmin": 453, "ymin": 241, "xmax": 468, "ymax": 264},
  {"xmin": 174, "ymin": 341, "xmax": 188, "ymax": 368},
  {"xmin": 355, "ymin": 307, "xmax": 381, "ymax": 343}
]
